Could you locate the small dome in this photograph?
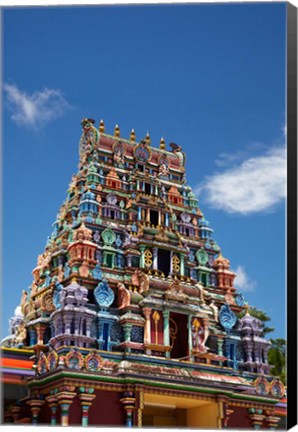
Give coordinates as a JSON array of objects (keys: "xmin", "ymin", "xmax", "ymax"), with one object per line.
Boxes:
[
  {"xmin": 82, "ymin": 190, "xmax": 96, "ymax": 201},
  {"xmin": 199, "ymin": 217, "xmax": 210, "ymax": 227},
  {"xmin": 213, "ymin": 253, "xmax": 230, "ymax": 270}
]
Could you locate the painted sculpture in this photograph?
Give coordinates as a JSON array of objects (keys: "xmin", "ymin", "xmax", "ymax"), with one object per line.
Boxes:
[{"xmin": 1, "ymin": 119, "xmax": 283, "ymax": 429}]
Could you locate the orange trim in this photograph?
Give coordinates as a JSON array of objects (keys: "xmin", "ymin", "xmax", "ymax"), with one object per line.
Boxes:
[{"xmin": 1, "ymin": 358, "xmax": 34, "ymax": 369}]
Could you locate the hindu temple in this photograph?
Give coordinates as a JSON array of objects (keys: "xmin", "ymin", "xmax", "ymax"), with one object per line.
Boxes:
[{"xmin": 1, "ymin": 118, "xmax": 285, "ymax": 428}]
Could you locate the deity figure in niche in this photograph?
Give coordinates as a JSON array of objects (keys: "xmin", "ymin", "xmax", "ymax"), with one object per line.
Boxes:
[
  {"xmin": 191, "ymin": 318, "xmax": 208, "ymax": 353},
  {"xmin": 209, "ymin": 300, "xmax": 219, "ymax": 322},
  {"xmin": 117, "ymin": 282, "xmax": 131, "ymax": 309},
  {"xmin": 15, "ymin": 323, "xmax": 27, "ymax": 347},
  {"xmin": 113, "ymin": 143, "xmax": 125, "ymax": 166},
  {"xmin": 158, "ymin": 163, "xmax": 169, "ymax": 177}
]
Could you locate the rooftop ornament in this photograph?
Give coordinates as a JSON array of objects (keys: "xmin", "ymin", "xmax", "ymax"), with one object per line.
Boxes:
[
  {"xmin": 159, "ymin": 137, "xmax": 166, "ymax": 150},
  {"xmin": 114, "ymin": 124, "xmax": 120, "ymax": 137},
  {"xmin": 130, "ymin": 129, "xmax": 136, "ymax": 141},
  {"xmin": 99, "ymin": 119, "xmax": 105, "ymax": 133}
]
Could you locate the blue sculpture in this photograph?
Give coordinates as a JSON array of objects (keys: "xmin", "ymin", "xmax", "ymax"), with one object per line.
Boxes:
[
  {"xmin": 92, "ymin": 264, "xmax": 103, "ymax": 281},
  {"xmin": 53, "ymin": 282, "xmax": 63, "ymax": 309},
  {"xmin": 235, "ymin": 293, "xmax": 245, "ymax": 307},
  {"xmin": 219, "ymin": 304, "xmax": 237, "ymax": 331},
  {"xmin": 94, "ymin": 280, "xmax": 115, "ymax": 310}
]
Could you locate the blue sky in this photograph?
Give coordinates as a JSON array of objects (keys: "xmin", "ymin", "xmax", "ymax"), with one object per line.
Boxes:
[{"xmin": 2, "ymin": 3, "xmax": 286, "ymax": 339}]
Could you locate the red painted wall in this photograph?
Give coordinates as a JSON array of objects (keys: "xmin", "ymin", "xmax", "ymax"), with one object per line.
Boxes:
[
  {"xmin": 150, "ymin": 310, "xmax": 164, "ymax": 345},
  {"xmin": 88, "ymin": 390, "xmax": 126, "ymax": 426},
  {"xmin": 38, "ymin": 400, "xmax": 54, "ymax": 425},
  {"xmin": 227, "ymin": 406, "xmax": 252, "ymax": 429},
  {"xmin": 69, "ymin": 395, "xmax": 82, "ymax": 425}
]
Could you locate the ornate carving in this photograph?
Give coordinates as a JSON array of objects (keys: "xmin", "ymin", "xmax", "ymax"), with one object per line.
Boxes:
[
  {"xmin": 41, "ymin": 291, "xmax": 55, "ymax": 313},
  {"xmin": 165, "ymin": 279, "xmax": 188, "ymax": 303},
  {"xmin": 144, "ymin": 249, "xmax": 153, "ymax": 268},
  {"xmin": 196, "ymin": 249, "xmax": 209, "ymax": 266},
  {"xmin": 132, "ymin": 270, "xmax": 150, "ymax": 293},
  {"xmin": 113, "ymin": 141, "xmax": 125, "ymax": 165},
  {"xmin": 117, "ymin": 282, "xmax": 131, "ymax": 309},
  {"xmin": 254, "ymin": 376, "xmax": 270, "ymax": 396},
  {"xmin": 37, "ymin": 352, "xmax": 48, "ymax": 375},
  {"xmin": 225, "ymin": 288, "xmax": 235, "ymax": 305},
  {"xmin": 191, "ymin": 318, "xmax": 208, "ymax": 354},
  {"xmin": 94, "ymin": 280, "xmax": 115, "ymax": 309},
  {"xmin": 209, "ymin": 300, "xmax": 219, "ymax": 322},
  {"xmin": 235, "ymin": 293, "xmax": 246, "ymax": 307},
  {"xmin": 195, "ymin": 282, "xmax": 206, "ymax": 304},
  {"xmin": 134, "ymin": 140, "xmax": 151, "ymax": 162},
  {"xmin": 219, "ymin": 304, "xmax": 237, "ymax": 331},
  {"xmin": 20, "ymin": 290, "xmax": 28, "ymax": 315},
  {"xmin": 85, "ymin": 352, "xmax": 103, "ymax": 372},
  {"xmin": 65, "ymin": 349, "xmax": 84, "ymax": 370},
  {"xmin": 154, "ymin": 226, "xmax": 168, "ymax": 243},
  {"xmin": 172, "ymin": 254, "xmax": 180, "ymax": 273},
  {"xmin": 15, "ymin": 322, "xmax": 27, "ymax": 346},
  {"xmin": 269, "ymin": 379, "xmax": 285, "ymax": 398},
  {"xmin": 47, "ymin": 350, "xmax": 59, "ymax": 370},
  {"xmin": 101, "ymin": 228, "xmax": 116, "ymax": 246}
]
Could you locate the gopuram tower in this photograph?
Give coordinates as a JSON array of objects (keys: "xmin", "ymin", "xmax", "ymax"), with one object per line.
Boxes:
[{"xmin": 2, "ymin": 118, "xmax": 284, "ymax": 428}]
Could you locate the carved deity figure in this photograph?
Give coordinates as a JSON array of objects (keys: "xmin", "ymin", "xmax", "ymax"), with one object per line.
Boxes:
[
  {"xmin": 209, "ymin": 300, "xmax": 219, "ymax": 322},
  {"xmin": 191, "ymin": 318, "xmax": 209, "ymax": 353},
  {"xmin": 15, "ymin": 323, "xmax": 27, "ymax": 346},
  {"xmin": 20, "ymin": 290, "xmax": 28, "ymax": 314},
  {"xmin": 31, "ymin": 282, "xmax": 38, "ymax": 296},
  {"xmin": 117, "ymin": 282, "xmax": 131, "ymax": 309},
  {"xmin": 196, "ymin": 282, "xmax": 206, "ymax": 304},
  {"xmin": 114, "ymin": 150, "xmax": 125, "ymax": 166},
  {"xmin": 158, "ymin": 163, "xmax": 169, "ymax": 177},
  {"xmin": 191, "ymin": 321, "xmax": 205, "ymax": 353},
  {"xmin": 132, "ymin": 270, "xmax": 150, "ymax": 293}
]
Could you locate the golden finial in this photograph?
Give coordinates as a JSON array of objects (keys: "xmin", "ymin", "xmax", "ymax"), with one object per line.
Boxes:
[
  {"xmin": 244, "ymin": 303, "xmax": 250, "ymax": 315},
  {"xmin": 130, "ymin": 129, "xmax": 136, "ymax": 141},
  {"xmin": 159, "ymin": 137, "xmax": 166, "ymax": 150},
  {"xmin": 145, "ymin": 132, "xmax": 151, "ymax": 145},
  {"xmin": 99, "ymin": 119, "xmax": 105, "ymax": 133},
  {"xmin": 114, "ymin": 124, "xmax": 120, "ymax": 137}
]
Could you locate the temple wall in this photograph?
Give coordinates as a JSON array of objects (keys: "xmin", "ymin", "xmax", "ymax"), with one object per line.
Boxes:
[
  {"xmin": 38, "ymin": 400, "xmax": 54, "ymax": 425},
  {"xmin": 227, "ymin": 406, "xmax": 252, "ymax": 429},
  {"xmin": 88, "ymin": 389, "xmax": 126, "ymax": 426},
  {"xmin": 187, "ymin": 402, "xmax": 219, "ymax": 428}
]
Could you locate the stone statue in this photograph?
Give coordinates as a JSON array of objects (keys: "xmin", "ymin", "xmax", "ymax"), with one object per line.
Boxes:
[
  {"xmin": 15, "ymin": 323, "xmax": 27, "ymax": 346},
  {"xmin": 132, "ymin": 270, "xmax": 150, "ymax": 293},
  {"xmin": 117, "ymin": 282, "xmax": 131, "ymax": 309},
  {"xmin": 196, "ymin": 282, "xmax": 206, "ymax": 304},
  {"xmin": 20, "ymin": 290, "xmax": 28, "ymax": 314},
  {"xmin": 209, "ymin": 300, "xmax": 219, "ymax": 322},
  {"xmin": 158, "ymin": 163, "xmax": 169, "ymax": 177}
]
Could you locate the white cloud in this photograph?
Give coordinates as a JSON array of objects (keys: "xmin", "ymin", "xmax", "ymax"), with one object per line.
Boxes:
[
  {"xmin": 234, "ymin": 265, "xmax": 256, "ymax": 292},
  {"xmin": 196, "ymin": 146, "xmax": 286, "ymax": 215},
  {"xmin": 4, "ymin": 83, "xmax": 71, "ymax": 128},
  {"xmin": 283, "ymin": 124, "xmax": 287, "ymax": 137}
]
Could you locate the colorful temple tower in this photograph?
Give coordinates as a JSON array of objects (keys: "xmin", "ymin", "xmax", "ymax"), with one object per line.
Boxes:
[{"xmin": 1, "ymin": 118, "xmax": 285, "ymax": 428}]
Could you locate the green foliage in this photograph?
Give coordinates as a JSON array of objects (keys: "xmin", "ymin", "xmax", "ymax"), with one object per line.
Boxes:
[{"xmin": 268, "ymin": 338, "xmax": 286, "ymax": 384}]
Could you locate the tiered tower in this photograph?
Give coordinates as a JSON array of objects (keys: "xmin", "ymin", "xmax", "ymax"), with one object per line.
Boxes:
[{"xmin": 2, "ymin": 118, "xmax": 284, "ymax": 428}]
